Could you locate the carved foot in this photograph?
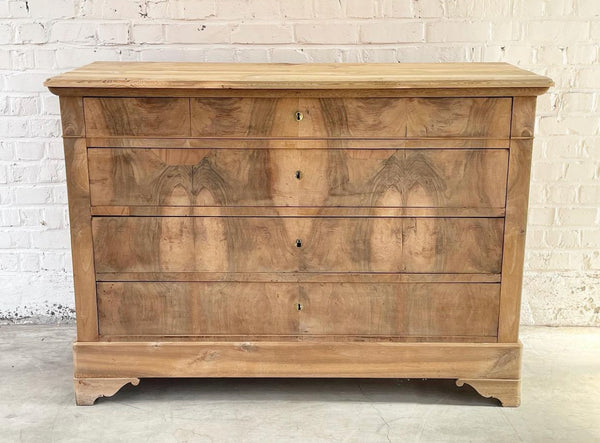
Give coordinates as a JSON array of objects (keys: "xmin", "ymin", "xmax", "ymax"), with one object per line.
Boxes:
[
  {"xmin": 456, "ymin": 379, "xmax": 521, "ymax": 407},
  {"xmin": 74, "ymin": 378, "xmax": 140, "ymax": 406}
]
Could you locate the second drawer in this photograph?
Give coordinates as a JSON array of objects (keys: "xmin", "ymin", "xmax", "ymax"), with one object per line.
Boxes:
[
  {"xmin": 88, "ymin": 148, "xmax": 508, "ymax": 209},
  {"xmin": 92, "ymin": 216, "xmax": 504, "ymax": 274}
]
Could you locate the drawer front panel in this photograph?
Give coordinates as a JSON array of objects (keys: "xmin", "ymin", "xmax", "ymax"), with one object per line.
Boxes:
[
  {"xmin": 98, "ymin": 282, "xmax": 299, "ymax": 336},
  {"xmin": 190, "ymin": 97, "xmax": 408, "ymax": 138},
  {"xmin": 406, "ymin": 98, "xmax": 512, "ymax": 138},
  {"xmin": 97, "ymin": 281, "xmax": 500, "ymax": 338},
  {"xmin": 93, "ymin": 217, "xmax": 503, "ymax": 274},
  {"xmin": 191, "ymin": 98, "xmax": 298, "ymax": 137},
  {"xmin": 88, "ymin": 148, "xmax": 508, "ymax": 209},
  {"xmin": 301, "ymin": 283, "xmax": 499, "ymax": 337},
  {"xmin": 190, "ymin": 97, "xmax": 511, "ymax": 138},
  {"xmin": 84, "ymin": 98, "xmax": 191, "ymax": 137},
  {"xmin": 83, "ymin": 97, "xmax": 511, "ymax": 139}
]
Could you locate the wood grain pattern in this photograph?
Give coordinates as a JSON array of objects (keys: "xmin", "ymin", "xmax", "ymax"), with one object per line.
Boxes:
[
  {"xmin": 96, "ymin": 272, "xmax": 501, "ymax": 283},
  {"xmin": 97, "ymin": 282, "xmax": 500, "ymax": 337},
  {"xmin": 73, "ymin": 341, "xmax": 522, "ymax": 379},
  {"xmin": 190, "ymin": 97, "xmax": 509, "ymax": 138},
  {"xmin": 191, "ymin": 98, "xmax": 297, "ymax": 137},
  {"xmin": 49, "ymin": 86, "xmax": 553, "ymax": 98},
  {"xmin": 98, "ymin": 282, "xmax": 300, "ymax": 336},
  {"xmin": 299, "ymin": 98, "xmax": 407, "ymax": 137},
  {"xmin": 300, "ymin": 283, "xmax": 499, "ymax": 337},
  {"xmin": 61, "ymin": 96, "xmax": 97, "ymax": 342},
  {"xmin": 456, "ymin": 379, "xmax": 521, "ymax": 407},
  {"xmin": 84, "ymin": 98, "xmax": 191, "ymax": 137},
  {"xmin": 86, "ymin": 137, "xmax": 511, "ymax": 149},
  {"xmin": 74, "ymin": 378, "xmax": 139, "ymax": 406},
  {"xmin": 407, "ymin": 98, "xmax": 511, "ymax": 138},
  {"xmin": 498, "ymin": 138, "xmax": 534, "ymax": 342},
  {"xmin": 99, "ymin": 334, "xmax": 498, "ymax": 343},
  {"xmin": 45, "ymin": 62, "xmax": 553, "ymax": 90},
  {"xmin": 511, "ymin": 96, "xmax": 537, "ymax": 138},
  {"xmin": 88, "ymin": 148, "xmax": 508, "ymax": 209},
  {"xmin": 59, "ymin": 96, "xmax": 85, "ymax": 136},
  {"xmin": 48, "ymin": 62, "xmax": 549, "ymax": 407},
  {"xmin": 92, "ymin": 216, "xmax": 504, "ymax": 274},
  {"xmin": 90, "ymin": 206, "xmax": 506, "ymax": 218}
]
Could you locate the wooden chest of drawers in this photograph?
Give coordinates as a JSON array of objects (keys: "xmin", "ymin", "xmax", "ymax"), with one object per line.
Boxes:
[{"xmin": 45, "ymin": 63, "xmax": 552, "ymax": 406}]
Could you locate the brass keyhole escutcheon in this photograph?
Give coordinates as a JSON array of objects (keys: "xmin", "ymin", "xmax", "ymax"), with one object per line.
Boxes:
[
  {"xmin": 295, "ymin": 111, "xmax": 303, "ymax": 121},
  {"xmin": 296, "ymin": 239, "xmax": 302, "ymax": 248},
  {"xmin": 295, "ymin": 170, "xmax": 301, "ymax": 179}
]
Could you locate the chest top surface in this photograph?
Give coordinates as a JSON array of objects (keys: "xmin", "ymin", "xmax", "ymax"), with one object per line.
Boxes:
[{"xmin": 44, "ymin": 62, "xmax": 553, "ymax": 92}]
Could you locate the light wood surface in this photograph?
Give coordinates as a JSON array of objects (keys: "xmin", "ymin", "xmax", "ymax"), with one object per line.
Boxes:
[
  {"xmin": 498, "ymin": 97, "xmax": 537, "ymax": 342},
  {"xmin": 59, "ymin": 97, "xmax": 85, "ymax": 137},
  {"xmin": 74, "ymin": 378, "xmax": 139, "ymax": 406},
  {"xmin": 456, "ymin": 379, "xmax": 521, "ymax": 407},
  {"xmin": 83, "ymin": 96, "xmax": 510, "ymax": 138},
  {"xmin": 90, "ymin": 206, "xmax": 506, "ymax": 218},
  {"xmin": 498, "ymin": 138, "xmax": 534, "ymax": 342},
  {"xmin": 60, "ymin": 97, "xmax": 97, "ymax": 342},
  {"xmin": 88, "ymin": 148, "xmax": 508, "ymax": 209},
  {"xmin": 95, "ymin": 272, "xmax": 501, "ymax": 283},
  {"xmin": 84, "ymin": 98, "xmax": 191, "ymax": 137},
  {"xmin": 85, "ymin": 137, "xmax": 511, "ymax": 148},
  {"xmin": 92, "ymin": 216, "xmax": 504, "ymax": 274},
  {"xmin": 73, "ymin": 341, "xmax": 521, "ymax": 379},
  {"xmin": 50, "ymin": 62, "xmax": 547, "ymax": 407},
  {"xmin": 98, "ymin": 335, "xmax": 499, "ymax": 343},
  {"xmin": 45, "ymin": 62, "xmax": 553, "ymax": 90},
  {"xmin": 97, "ymin": 282, "xmax": 500, "ymax": 337},
  {"xmin": 191, "ymin": 97, "xmax": 510, "ymax": 138}
]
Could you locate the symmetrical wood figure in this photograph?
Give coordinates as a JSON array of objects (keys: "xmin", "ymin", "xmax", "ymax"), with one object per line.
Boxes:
[{"xmin": 45, "ymin": 62, "xmax": 552, "ymax": 406}]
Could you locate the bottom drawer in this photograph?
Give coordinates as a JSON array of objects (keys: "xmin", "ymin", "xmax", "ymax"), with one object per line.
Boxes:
[{"xmin": 97, "ymin": 282, "xmax": 500, "ymax": 339}]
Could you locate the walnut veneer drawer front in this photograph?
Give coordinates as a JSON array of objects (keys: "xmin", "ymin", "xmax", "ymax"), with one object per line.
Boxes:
[
  {"xmin": 84, "ymin": 98, "xmax": 191, "ymax": 137},
  {"xmin": 92, "ymin": 216, "xmax": 503, "ymax": 274},
  {"xmin": 192, "ymin": 97, "xmax": 511, "ymax": 138},
  {"xmin": 83, "ymin": 96, "xmax": 511, "ymax": 138},
  {"xmin": 88, "ymin": 148, "xmax": 508, "ymax": 209},
  {"xmin": 47, "ymin": 62, "xmax": 552, "ymax": 406},
  {"xmin": 97, "ymin": 282, "xmax": 500, "ymax": 338}
]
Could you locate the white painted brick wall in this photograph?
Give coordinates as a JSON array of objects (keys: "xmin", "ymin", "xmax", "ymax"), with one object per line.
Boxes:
[{"xmin": 0, "ymin": 0, "xmax": 598, "ymax": 326}]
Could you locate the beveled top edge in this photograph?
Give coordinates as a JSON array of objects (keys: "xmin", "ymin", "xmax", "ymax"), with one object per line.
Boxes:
[{"xmin": 44, "ymin": 62, "xmax": 554, "ymax": 92}]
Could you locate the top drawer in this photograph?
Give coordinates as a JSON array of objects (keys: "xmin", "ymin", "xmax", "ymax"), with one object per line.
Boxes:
[
  {"xmin": 84, "ymin": 97, "xmax": 512, "ymax": 139},
  {"xmin": 85, "ymin": 97, "xmax": 191, "ymax": 137}
]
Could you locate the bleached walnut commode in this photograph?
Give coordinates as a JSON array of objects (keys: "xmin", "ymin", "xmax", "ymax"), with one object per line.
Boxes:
[{"xmin": 45, "ymin": 62, "xmax": 552, "ymax": 406}]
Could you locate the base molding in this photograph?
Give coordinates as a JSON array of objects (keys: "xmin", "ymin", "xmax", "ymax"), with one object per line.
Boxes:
[
  {"xmin": 74, "ymin": 340, "xmax": 521, "ymax": 379},
  {"xmin": 73, "ymin": 341, "xmax": 521, "ymax": 406},
  {"xmin": 74, "ymin": 377, "xmax": 140, "ymax": 406},
  {"xmin": 456, "ymin": 378, "xmax": 521, "ymax": 407}
]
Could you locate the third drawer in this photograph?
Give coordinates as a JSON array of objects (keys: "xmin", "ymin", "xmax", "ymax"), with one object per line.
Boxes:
[{"xmin": 92, "ymin": 216, "xmax": 504, "ymax": 274}]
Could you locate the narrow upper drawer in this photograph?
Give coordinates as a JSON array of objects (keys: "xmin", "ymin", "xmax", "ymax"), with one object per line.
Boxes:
[
  {"xmin": 190, "ymin": 97, "xmax": 410, "ymax": 138},
  {"xmin": 190, "ymin": 97, "xmax": 512, "ymax": 138},
  {"xmin": 406, "ymin": 97, "xmax": 511, "ymax": 138},
  {"xmin": 83, "ymin": 97, "xmax": 511, "ymax": 138},
  {"xmin": 84, "ymin": 98, "xmax": 191, "ymax": 137}
]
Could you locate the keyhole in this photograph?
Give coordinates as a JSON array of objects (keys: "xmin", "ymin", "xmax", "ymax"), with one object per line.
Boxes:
[
  {"xmin": 297, "ymin": 303, "xmax": 302, "ymax": 311},
  {"xmin": 295, "ymin": 170, "xmax": 301, "ymax": 180},
  {"xmin": 296, "ymin": 239, "xmax": 302, "ymax": 248},
  {"xmin": 295, "ymin": 111, "xmax": 303, "ymax": 121}
]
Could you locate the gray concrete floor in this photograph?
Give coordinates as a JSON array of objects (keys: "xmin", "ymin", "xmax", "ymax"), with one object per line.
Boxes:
[{"xmin": 0, "ymin": 326, "xmax": 599, "ymax": 442}]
